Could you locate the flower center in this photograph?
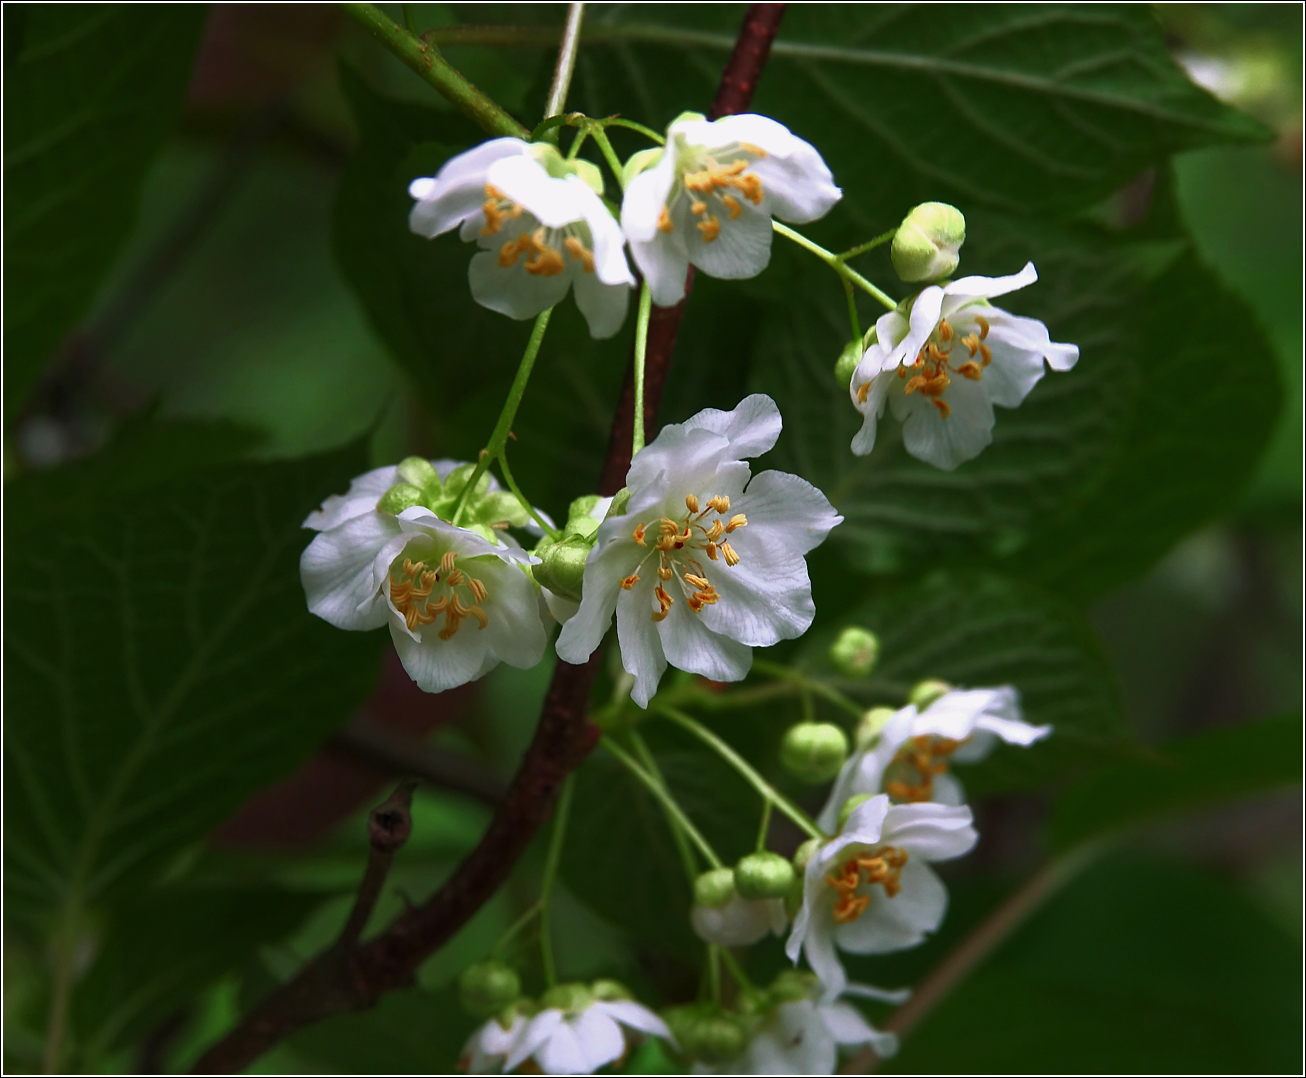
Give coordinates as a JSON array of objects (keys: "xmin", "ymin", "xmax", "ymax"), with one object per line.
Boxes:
[
  {"xmin": 883, "ymin": 734, "xmax": 966, "ymax": 802},
  {"xmin": 856, "ymin": 314, "xmax": 992, "ymax": 419},
  {"xmin": 667, "ymin": 143, "xmax": 767, "ymax": 243},
  {"xmin": 827, "ymin": 845, "xmax": 909, "ymax": 924},
  {"xmin": 389, "ymin": 550, "xmax": 490, "ymax": 641},
  {"xmin": 619, "ymin": 493, "xmax": 748, "ymax": 622},
  {"xmin": 480, "ymin": 184, "xmax": 595, "ymax": 277}
]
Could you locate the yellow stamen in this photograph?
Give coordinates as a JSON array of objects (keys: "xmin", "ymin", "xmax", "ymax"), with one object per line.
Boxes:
[
  {"xmin": 979, "ymin": 343, "xmax": 992, "ymax": 367},
  {"xmin": 704, "ymin": 519, "xmax": 724, "ymax": 542},
  {"xmin": 725, "ymin": 513, "xmax": 747, "ymax": 533},
  {"xmin": 467, "ymin": 578, "xmax": 488, "ymax": 603},
  {"xmin": 697, "ymin": 215, "xmax": 721, "ymax": 242},
  {"xmin": 932, "ymin": 399, "xmax": 952, "ymax": 418},
  {"xmin": 564, "ymin": 235, "xmax": 595, "ymax": 273},
  {"xmin": 721, "ymin": 194, "xmax": 742, "ymax": 219},
  {"xmin": 657, "ymin": 206, "xmax": 674, "ymax": 233},
  {"xmin": 657, "ymin": 565, "xmax": 673, "ymax": 580},
  {"xmin": 446, "ymin": 568, "xmax": 466, "ymax": 587},
  {"xmin": 707, "ymin": 495, "xmax": 730, "ymax": 514},
  {"xmin": 857, "ymin": 380, "xmax": 872, "ymax": 404},
  {"xmin": 440, "ymin": 551, "xmax": 457, "ymax": 574},
  {"xmin": 705, "ymin": 542, "xmax": 719, "ymax": 561},
  {"xmin": 684, "ymin": 574, "xmax": 710, "ymax": 589},
  {"xmin": 690, "ymin": 199, "xmax": 708, "ymax": 216},
  {"xmin": 720, "ymin": 541, "xmax": 740, "ymax": 567},
  {"xmin": 632, "ymin": 523, "xmax": 647, "ymax": 546},
  {"xmin": 975, "ymin": 315, "xmax": 990, "ymax": 340},
  {"xmin": 685, "ymin": 494, "xmax": 699, "ymax": 514},
  {"xmin": 937, "ymin": 319, "xmax": 953, "ymax": 343},
  {"xmin": 620, "ymin": 574, "xmax": 640, "ymax": 590}
]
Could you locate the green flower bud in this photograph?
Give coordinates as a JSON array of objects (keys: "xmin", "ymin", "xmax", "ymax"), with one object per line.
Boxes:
[
  {"xmin": 443, "ymin": 462, "xmax": 493, "ymax": 503},
  {"xmin": 622, "ymin": 146, "xmax": 664, "ymax": 190},
  {"xmin": 540, "ymin": 982, "xmax": 595, "ymax": 1015},
  {"xmin": 606, "ymin": 487, "xmax": 631, "ymax": 518},
  {"xmin": 856, "ymin": 706, "xmax": 898, "ymax": 751},
  {"xmin": 458, "ymin": 960, "xmax": 521, "ymax": 1019},
  {"xmin": 767, "ymin": 969, "xmax": 816, "ymax": 1005},
  {"xmin": 834, "ymin": 340, "xmax": 862, "ymax": 387},
  {"xmin": 780, "ymin": 722, "xmax": 850, "ymax": 784},
  {"xmin": 376, "ymin": 482, "xmax": 426, "ymax": 516},
  {"xmin": 590, "ymin": 978, "xmax": 631, "ymax": 1002},
  {"xmin": 397, "ymin": 456, "xmax": 441, "ymax": 491},
  {"xmin": 476, "ymin": 490, "xmax": 531, "ymax": 528},
  {"xmin": 829, "ymin": 626, "xmax": 880, "ymax": 679},
  {"xmin": 891, "ymin": 202, "xmax": 966, "ymax": 283},
  {"xmin": 784, "ymin": 872, "xmax": 805, "ymax": 920},
  {"xmin": 734, "ymin": 851, "xmax": 796, "ymax": 900},
  {"xmin": 908, "ymin": 678, "xmax": 952, "ymax": 711},
  {"xmin": 693, "ymin": 867, "xmax": 737, "ymax": 908},
  {"xmin": 837, "ymin": 794, "xmax": 874, "ymax": 832},
  {"xmin": 567, "ymin": 493, "xmax": 603, "ymax": 522},
  {"xmin": 793, "ymin": 837, "xmax": 821, "ymax": 871},
  {"xmin": 686, "ymin": 1013, "xmax": 747, "ymax": 1062},
  {"xmin": 532, "ymin": 533, "xmax": 593, "ymax": 601},
  {"xmin": 570, "ymin": 158, "xmax": 606, "ymax": 197}
]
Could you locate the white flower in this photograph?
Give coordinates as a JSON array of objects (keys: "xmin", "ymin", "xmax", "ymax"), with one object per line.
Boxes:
[
  {"xmin": 691, "ymin": 893, "xmax": 787, "ymax": 947},
  {"xmin": 460, "ymin": 1012, "xmax": 529, "ymax": 1074},
  {"xmin": 696, "ymin": 984, "xmax": 903, "ymax": 1075},
  {"xmin": 540, "ymin": 495, "xmax": 613, "ymax": 625},
  {"xmin": 818, "ymin": 687, "xmax": 1051, "ymax": 831},
  {"xmin": 787, "ymin": 795, "xmax": 977, "ymax": 1000},
  {"xmin": 849, "ymin": 264, "xmax": 1079, "ymax": 470},
  {"xmin": 622, "ymin": 114, "xmax": 841, "ymax": 307},
  {"xmin": 555, "ymin": 395, "xmax": 842, "ymax": 707},
  {"xmin": 505, "ymin": 988, "xmax": 672, "ymax": 1076},
  {"xmin": 300, "ymin": 464, "xmax": 547, "ymax": 693},
  {"xmin": 409, "ymin": 138, "xmax": 635, "ymax": 338}
]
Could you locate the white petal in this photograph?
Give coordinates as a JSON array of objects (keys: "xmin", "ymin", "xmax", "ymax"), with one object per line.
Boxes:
[
  {"xmin": 409, "ymin": 138, "xmax": 529, "ymax": 238},
  {"xmin": 300, "ymin": 511, "xmax": 401, "ymax": 630},
  {"xmin": 821, "ymin": 1002, "xmax": 899, "ymax": 1059},
  {"xmin": 802, "ymin": 906, "xmax": 849, "ymax": 1001},
  {"xmin": 631, "ymin": 232, "xmax": 693, "ymax": 308},
  {"xmin": 575, "ymin": 179, "xmax": 636, "ymax": 287},
  {"xmin": 943, "ymin": 261, "xmax": 1038, "ymax": 300},
  {"xmin": 468, "ymin": 247, "xmax": 572, "ymax": 322},
  {"xmin": 684, "ymin": 194, "xmax": 773, "ymax": 281},
  {"xmin": 303, "ymin": 465, "xmax": 401, "ymax": 530},
  {"xmin": 882, "ymin": 801, "xmax": 977, "ymax": 861},
  {"xmin": 620, "ymin": 149, "xmax": 676, "ymax": 244},
  {"xmin": 890, "ymin": 374, "xmax": 994, "ymax": 470},
  {"xmin": 833, "ymin": 793, "xmax": 891, "ymax": 851},
  {"xmin": 835, "ymin": 858, "xmax": 948, "ymax": 954},
  {"xmin": 984, "ymin": 308, "xmax": 1079, "ymax": 372},
  {"xmin": 751, "ymin": 148, "xmax": 841, "ymax": 224},
  {"xmin": 389, "ymin": 615, "xmax": 491, "ymax": 693},
  {"xmin": 598, "ymin": 999, "xmax": 673, "ymax": 1040},
  {"xmin": 487, "ymin": 155, "xmax": 586, "ymax": 229},
  {"xmin": 745, "ymin": 1027, "xmax": 797, "ymax": 1076},
  {"xmin": 555, "ymin": 537, "xmax": 642, "ymax": 664},
  {"xmin": 571, "ymin": 1008, "xmax": 626, "ymax": 1073},
  {"xmin": 769, "ymin": 999, "xmax": 837, "ymax": 1074},
  {"xmin": 542, "ymin": 588, "xmax": 581, "ymax": 625},
  {"xmin": 977, "ymin": 337, "xmax": 1049, "ymax": 409},
  {"xmin": 850, "ymin": 366, "xmax": 896, "ymax": 457},
  {"xmin": 691, "ymin": 896, "xmax": 785, "ymax": 946},
  {"xmin": 842, "ymin": 982, "xmax": 912, "ymax": 1006},
  {"xmin": 571, "ymin": 263, "xmax": 631, "ymax": 339},
  {"xmin": 476, "ymin": 562, "xmax": 548, "ymax": 669},
  {"xmin": 680, "ymin": 393, "xmax": 783, "ymax": 460},
  {"xmin": 656, "ymin": 584, "xmax": 753, "ymax": 683},
  {"xmin": 616, "ymin": 578, "xmax": 669, "ymax": 708}
]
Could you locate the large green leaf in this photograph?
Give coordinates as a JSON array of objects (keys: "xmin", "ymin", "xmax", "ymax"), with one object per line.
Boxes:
[
  {"xmin": 3, "ymin": 429, "xmax": 388, "ymax": 926},
  {"xmin": 569, "ymin": 3, "xmax": 1264, "ymax": 223},
  {"xmin": 817, "ymin": 571, "xmax": 1129, "ymax": 794},
  {"xmin": 3, "ymin": 4, "xmax": 206, "ymax": 424},
  {"xmin": 1047, "ymin": 713, "xmax": 1302, "ymax": 852}
]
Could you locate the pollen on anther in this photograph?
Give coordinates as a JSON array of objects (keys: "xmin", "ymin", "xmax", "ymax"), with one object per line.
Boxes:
[
  {"xmin": 697, "ymin": 215, "xmax": 721, "ymax": 243},
  {"xmin": 657, "ymin": 565, "xmax": 672, "ymax": 580},
  {"xmin": 467, "ymin": 578, "xmax": 489, "ymax": 603},
  {"xmin": 720, "ymin": 541, "xmax": 740, "ymax": 567},
  {"xmin": 632, "ymin": 523, "xmax": 647, "ymax": 546},
  {"xmin": 440, "ymin": 551, "xmax": 458, "ymax": 574},
  {"xmin": 725, "ymin": 513, "xmax": 747, "ymax": 533},
  {"xmin": 857, "ymin": 381, "xmax": 872, "ymax": 403},
  {"xmin": 564, "ymin": 235, "xmax": 595, "ymax": 273},
  {"xmin": 932, "ymin": 399, "xmax": 952, "ymax": 418},
  {"xmin": 657, "ymin": 206, "xmax": 674, "ymax": 233},
  {"xmin": 979, "ymin": 343, "xmax": 992, "ymax": 366},
  {"xmin": 620, "ymin": 573, "xmax": 640, "ymax": 590},
  {"xmin": 721, "ymin": 194, "xmax": 742, "ymax": 220},
  {"xmin": 685, "ymin": 494, "xmax": 700, "ymax": 514},
  {"xmin": 975, "ymin": 315, "xmax": 990, "ymax": 340},
  {"xmin": 707, "ymin": 495, "xmax": 730, "ymax": 514}
]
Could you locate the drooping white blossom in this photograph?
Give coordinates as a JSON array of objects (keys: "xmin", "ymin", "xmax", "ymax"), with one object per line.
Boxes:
[
  {"xmin": 409, "ymin": 139, "xmax": 635, "ymax": 338},
  {"xmin": 787, "ymin": 795, "xmax": 977, "ymax": 1000},
  {"xmin": 622, "ymin": 113, "xmax": 841, "ymax": 307},
  {"xmin": 301, "ymin": 462, "xmax": 547, "ymax": 693},
  {"xmin": 556, "ymin": 395, "xmax": 842, "ymax": 707},
  {"xmin": 460, "ymin": 1012, "xmax": 529, "ymax": 1074},
  {"xmin": 690, "ymin": 893, "xmax": 787, "ymax": 948},
  {"xmin": 818, "ymin": 687, "xmax": 1051, "ymax": 832},
  {"xmin": 504, "ymin": 988, "xmax": 673, "ymax": 1075},
  {"xmin": 850, "ymin": 264, "xmax": 1079, "ymax": 470},
  {"xmin": 695, "ymin": 983, "xmax": 904, "ymax": 1075}
]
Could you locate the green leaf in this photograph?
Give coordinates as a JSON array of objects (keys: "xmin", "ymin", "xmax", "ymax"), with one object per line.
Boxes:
[
  {"xmin": 880, "ymin": 854, "xmax": 1300, "ymax": 1074},
  {"xmin": 1018, "ymin": 249, "xmax": 1281, "ymax": 600},
  {"xmin": 824, "ymin": 571, "xmax": 1129, "ymax": 794},
  {"xmin": 3, "ymin": 428, "xmax": 388, "ymax": 926},
  {"xmin": 71, "ymin": 884, "xmax": 325, "ymax": 1064},
  {"xmin": 573, "ymin": 3, "xmax": 1265, "ymax": 221},
  {"xmin": 3, "ymin": 5, "xmax": 206, "ymax": 424},
  {"xmin": 1047, "ymin": 713, "xmax": 1302, "ymax": 852}
]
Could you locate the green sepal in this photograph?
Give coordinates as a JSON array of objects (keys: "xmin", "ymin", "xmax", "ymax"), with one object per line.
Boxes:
[
  {"xmin": 836, "ymin": 794, "xmax": 874, "ymax": 832},
  {"xmin": 533, "ymin": 533, "xmax": 592, "ymax": 601},
  {"xmin": 376, "ymin": 482, "xmax": 426, "ymax": 516},
  {"xmin": 478, "ymin": 490, "xmax": 532, "ymax": 528},
  {"xmin": 622, "ymin": 146, "xmax": 664, "ymax": 189},
  {"xmin": 834, "ymin": 340, "xmax": 862, "ymax": 387},
  {"xmin": 397, "ymin": 456, "xmax": 441, "ymax": 492},
  {"xmin": 571, "ymin": 158, "xmax": 605, "ymax": 196}
]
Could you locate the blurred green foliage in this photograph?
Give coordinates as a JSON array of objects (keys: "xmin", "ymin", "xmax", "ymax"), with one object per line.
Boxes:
[{"xmin": 3, "ymin": 2, "xmax": 1300, "ymax": 1074}]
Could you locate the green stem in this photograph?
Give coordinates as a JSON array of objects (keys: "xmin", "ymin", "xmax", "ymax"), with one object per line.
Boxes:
[
  {"xmin": 755, "ymin": 798, "xmax": 773, "ymax": 853},
  {"xmin": 600, "ymin": 117, "xmax": 666, "ymax": 145},
  {"xmin": 658, "ymin": 707, "xmax": 824, "ymax": 840},
  {"xmin": 632, "ymin": 283, "xmax": 653, "ymax": 456},
  {"xmin": 452, "ymin": 309, "xmax": 553, "ymax": 525},
  {"xmin": 773, "ymin": 221, "xmax": 898, "ymax": 311},
  {"xmin": 543, "ymin": 3, "xmax": 585, "ymax": 122},
  {"xmin": 753, "ymin": 659, "xmax": 865, "ymax": 720},
  {"xmin": 601, "ymin": 736, "xmax": 724, "ymax": 868},
  {"xmin": 843, "ymin": 277, "xmax": 861, "ymax": 343},
  {"xmin": 341, "ymin": 4, "xmax": 529, "ymax": 138},
  {"xmin": 707, "ymin": 944, "xmax": 722, "ymax": 1003},
  {"xmin": 497, "ymin": 451, "xmax": 561, "ymax": 539},
  {"xmin": 718, "ymin": 946, "xmax": 759, "ymax": 998},
  {"xmin": 538, "ymin": 775, "xmax": 575, "ymax": 987},
  {"xmin": 840, "ymin": 228, "xmax": 896, "ymax": 261},
  {"xmin": 629, "ymin": 730, "xmax": 700, "ymax": 886},
  {"xmin": 492, "ymin": 900, "xmax": 543, "ymax": 958},
  {"xmin": 401, "ymin": 3, "xmax": 417, "ymax": 34},
  {"xmin": 589, "ymin": 127, "xmax": 627, "ymax": 190},
  {"xmin": 565, "ymin": 130, "xmax": 590, "ymax": 160}
]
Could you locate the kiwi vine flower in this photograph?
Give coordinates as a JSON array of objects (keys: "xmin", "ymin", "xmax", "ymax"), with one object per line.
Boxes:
[
  {"xmin": 503, "ymin": 983, "xmax": 672, "ymax": 1075},
  {"xmin": 787, "ymin": 795, "xmax": 977, "ymax": 1000},
  {"xmin": 409, "ymin": 138, "xmax": 635, "ymax": 338},
  {"xmin": 555, "ymin": 395, "xmax": 842, "ymax": 708},
  {"xmin": 817, "ymin": 687, "xmax": 1051, "ymax": 831},
  {"xmin": 621, "ymin": 113, "xmax": 842, "ymax": 307},
  {"xmin": 849, "ymin": 264, "xmax": 1079, "ymax": 470},
  {"xmin": 461, "ymin": 1011, "xmax": 529, "ymax": 1074}
]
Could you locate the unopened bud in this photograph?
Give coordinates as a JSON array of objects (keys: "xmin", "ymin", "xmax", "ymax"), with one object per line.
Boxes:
[
  {"xmin": 780, "ymin": 722, "xmax": 849, "ymax": 784},
  {"xmin": 591, "ymin": 978, "xmax": 631, "ymax": 1002},
  {"xmin": 694, "ymin": 867, "xmax": 737, "ymax": 908},
  {"xmin": 856, "ymin": 706, "xmax": 898, "ymax": 750},
  {"xmin": 532, "ymin": 534, "xmax": 592, "ymax": 601},
  {"xmin": 397, "ymin": 456, "xmax": 441, "ymax": 491},
  {"xmin": 458, "ymin": 961, "xmax": 521, "ymax": 1018},
  {"xmin": 793, "ymin": 837, "xmax": 821, "ymax": 871},
  {"xmin": 829, "ymin": 626, "xmax": 880, "ymax": 678},
  {"xmin": 768, "ymin": 970, "xmax": 816, "ymax": 1005},
  {"xmin": 687, "ymin": 1013, "xmax": 747, "ymax": 1062},
  {"xmin": 622, "ymin": 146, "xmax": 664, "ymax": 190},
  {"xmin": 540, "ymin": 982, "xmax": 595, "ymax": 1015},
  {"xmin": 909, "ymin": 678, "xmax": 952, "ymax": 711},
  {"xmin": 834, "ymin": 340, "xmax": 862, "ymax": 387},
  {"xmin": 891, "ymin": 202, "xmax": 965, "ymax": 283},
  {"xmin": 376, "ymin": 482, "xmax": 426, "ymax": 516},
  {"xmin": 734, "ymin": 851, "xmax": 796, "ymax": 900},
  {"xmin": 836, "ymin": 794, "xmax": 874, "ymax": 832},
  {"xmin": 784, "ymin": 873, "xmax": 805, "ymax": 920}
]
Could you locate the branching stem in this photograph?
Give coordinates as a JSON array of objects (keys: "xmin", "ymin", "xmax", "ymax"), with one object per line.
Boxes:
[
  {"xmin": 773, "ymin": 221, "xmax": 898, "ymax": 311},
  {"xmin": 631, "ymin": 284, "xmax": 653, "ymax": 456}
]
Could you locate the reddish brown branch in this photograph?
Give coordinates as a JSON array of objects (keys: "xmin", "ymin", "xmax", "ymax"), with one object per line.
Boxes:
[{"xmin": 193, "ymin": 6, "xmax": 787, "ymax": 1071}]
